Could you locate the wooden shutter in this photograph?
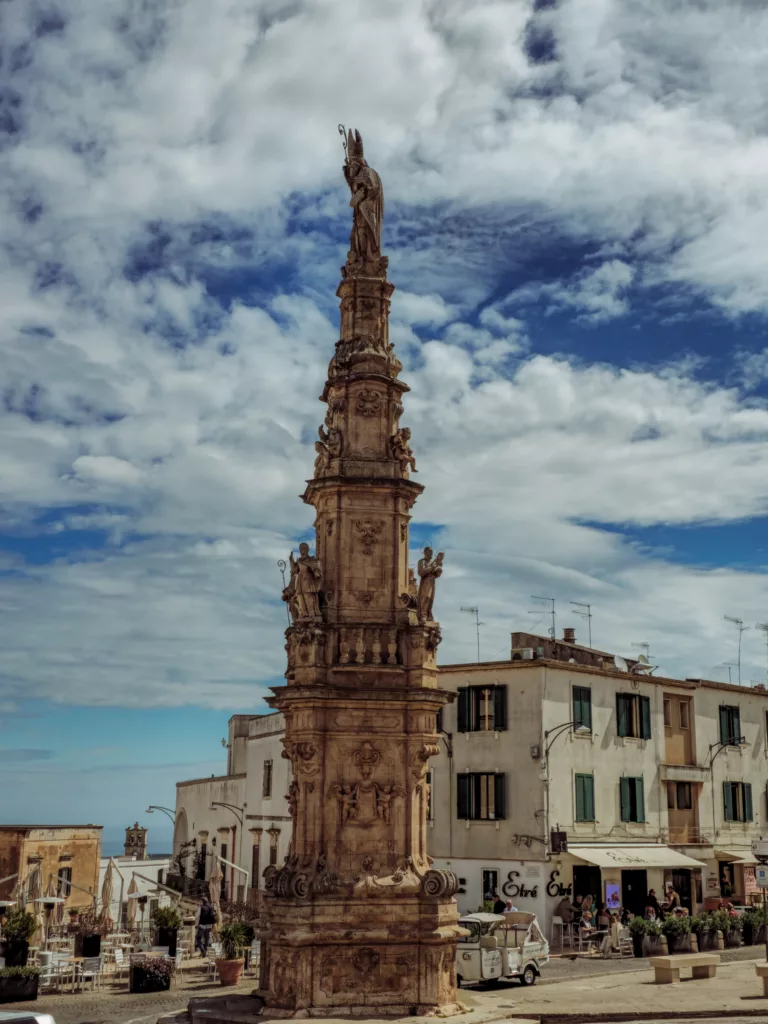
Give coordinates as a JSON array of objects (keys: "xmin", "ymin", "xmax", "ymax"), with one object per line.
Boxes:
[
  {"xmin": 457, "ymin": 774, "xmax": 470, "ymax": 818},
  {"xmin": 575, "ymin": 775, "xmax": 585, "ymax": 821},
  {"xmin": 586, "ymin": 775, "xmax": 595, "ymax": 821},
  {"xmin": 719, "ymin": 706, "xmax": 729, "ymax": 745},
  {"xmin": 723, "ymin": 781, "xmax": 734, "ymax": 821},
  {"xmin": 494, "ymin": 686, "xmax": 508, "ymax": 731},
  {"xmin": 733, "ymin": 707, "xmax": 741, "ymax": 743},
  {"xmin": 617, "ymin": 694, "xmax": 629, "ymax": 737},
  {"xmin": 635, "ymin": 778, "xmax": 645, "ymax": 822},
  {"xmin": 573, "ymin": 687, "xmax": 591, "ymax": 730},
  {"xmin": 457, "ymin": 688, "xmax": 469, "ymax": 732},
  {"xmin": 744, "ymin": 783, "xmax": 754, "ymax": 822},
  {"xmin": 494, "ymin": 773, "xmax": 507, "ymax": 820},
  {"xmin": 640, "ymin": 697, "xmax": 652, "ymax": 739},
  {"xmin": 620, "ymin": 777, "xmax": 631, "ymax": 821}
]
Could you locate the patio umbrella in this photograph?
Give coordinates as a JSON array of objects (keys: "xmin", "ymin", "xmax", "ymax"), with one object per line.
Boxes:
[
  {"xmin": 39, "ymin": 875, "xmax": 65, "ymax": 947},
  {"xmin": 99, "ymin": 859, "xmax": 115, "ymax": 931},
  {"xmin": 125, "ymin": 876, "xmax": 138, "ymax": 930},
  {"xmin": 28, "ymin": 867, "xmax": 45, "ymax": 946},
  {"xmin": 209, "ymin": 854, "xmax": 222, "ymax": 937}
]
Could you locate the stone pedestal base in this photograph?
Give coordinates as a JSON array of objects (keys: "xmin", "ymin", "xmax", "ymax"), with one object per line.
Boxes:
[{"xmin": 259, "ymin": 896, "xmax": 461, "ymax": 1018}]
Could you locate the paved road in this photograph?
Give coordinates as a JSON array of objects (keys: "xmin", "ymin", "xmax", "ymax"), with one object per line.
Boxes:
[{"xmin": 3, "ymin": 947, "xmax": 766, "ymax": 1024}]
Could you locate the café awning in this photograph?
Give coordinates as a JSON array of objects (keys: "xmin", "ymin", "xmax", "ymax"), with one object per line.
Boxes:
[
  {"xmin": 569, "ymin": 844, "xmax": 705, "ymax": 870},
  {"xmin": 716, "ymin": 849, "xmax": 756, "ymax": 865}
]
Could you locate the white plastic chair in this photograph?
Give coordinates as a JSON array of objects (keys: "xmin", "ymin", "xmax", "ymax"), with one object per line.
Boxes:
[
  {"xmin": 551, "ymin": 915, "xmax": 564, "ymax": 948},
  {"xmin": 113, "ymin": 947, "xmax": 129, "ymax": 979},
  {"xmin": 79, "ymin": 955, "xmax": 103, "ymax": 991}
]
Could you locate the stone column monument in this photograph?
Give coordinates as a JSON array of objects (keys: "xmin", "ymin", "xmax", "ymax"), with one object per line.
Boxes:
[{"xmin": 259, "ymin": 129, "xmax": 461, "ymax": 1017}]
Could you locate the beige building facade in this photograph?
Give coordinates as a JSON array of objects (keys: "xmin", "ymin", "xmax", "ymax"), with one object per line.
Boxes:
[
  {"xmin": 0, "ymin": 825, "xmax": 102, "ymax": 908},
  {"xmin": 173, "ymin": 713, "xmax": 291, "ymax": 902},
  {"xmin": 429, "ymin": 631, "xmax": 768, "ymax": 934}
]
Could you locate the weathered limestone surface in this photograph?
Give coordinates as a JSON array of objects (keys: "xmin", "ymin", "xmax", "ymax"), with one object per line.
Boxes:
[{"xmin": 258, "ymin": 130, "xmax": 461, "ymax": 1017}]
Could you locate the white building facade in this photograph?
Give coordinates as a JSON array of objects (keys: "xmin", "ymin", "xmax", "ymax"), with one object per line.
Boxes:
[
  {"xmin": 429, "ymin": 631, "xmax": 768, "ymax": 935},
  {"xmin": 173, "ymin": 713, "xmax": 290, "ymax": 903}
]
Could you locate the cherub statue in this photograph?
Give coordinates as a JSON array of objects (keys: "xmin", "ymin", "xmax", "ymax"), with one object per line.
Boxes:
[{"xmin": 391, "ymin": 427, "xmax": 417, "ymax": 477}]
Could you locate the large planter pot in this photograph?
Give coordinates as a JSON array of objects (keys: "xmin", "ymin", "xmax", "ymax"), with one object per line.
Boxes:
[
  {"xmin": 74, "ymin": 934, "xmax": 101, "ymax": 958},
  {"xmin": 632, "ymin": 934, "xmax": 645, "ymax": 958},
  {"xmin": 0, "ymin": 975, "xmax": 39, "ymax": 1004},
  {"xmin": 155, "ymin": 927, "xmax": 178, "ymax": 958},
  {"xmin": 744, "ymin": 923, "xmax": 755, "ymax": 946},
  {"xmin": 0, "ymin": 942, "xmax": 29, "ymax": 968},
  {"xmin": 129, "ymin": 965, "xmax": 172, "ymax": 994},
  {"xmin": 726, "ymin": 928, "xmax": 742, "ymax": 948},
  {"xmin": 217, "ymin": 958, "xmax": 245, "ymax": 986}
]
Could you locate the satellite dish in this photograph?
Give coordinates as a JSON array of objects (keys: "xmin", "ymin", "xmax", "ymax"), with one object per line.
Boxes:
[
  {"xmin": 568, "ymin": 658, "xmax": 577, "ymax": 664},
  {"xmin": 614, "ymin": 655, "xmax": 629, "ymax": 673},
  {"xmin": 632, "ymin": 655, "xmax": 657, "ymax": 675}
]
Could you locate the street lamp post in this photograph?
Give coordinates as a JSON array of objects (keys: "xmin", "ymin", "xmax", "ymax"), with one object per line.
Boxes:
[
  {"xmin": 146, "ymin": 806, "xmax": 176, "ymax": 824},
  {"xmin": 543, "ymin": 720, "xmax": 592, "ymax": 856},
  {"xmin": 707, "ymin": 736, "xmax": 746, "ymax": 852},
  {"xmin": 210, "ymin": 802, "xmax": 245, "ymax": 900}
]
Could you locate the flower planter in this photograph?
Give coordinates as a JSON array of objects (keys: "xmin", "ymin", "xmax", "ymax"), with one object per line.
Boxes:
[
  {"xmin": 0, "ymin": 975, "xmax": 39, "ymax": 1003},
  {"xmin": 129, "ymin": 965, "xmax": 172, "ymax": 994},
  {"xmin": 217, "ymin": 958, "xmax": 245, "ymax": 986},
  {"xmin": 155, "ymin": 927, "xmax": 178, "ymax": 958},
  {"xmin": 0, "ymin": 942, "xmax": 29, "ymax": 968},
  {"xmin": 74, "ymin": 934, "xmax": 101, "ymax": 958},
  {"xmin": 726, "ymin": 929, "xmax": 742, "ymax": 948}
]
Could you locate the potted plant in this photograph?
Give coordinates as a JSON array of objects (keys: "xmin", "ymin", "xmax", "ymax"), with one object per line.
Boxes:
[
  {"xmin": 628, "ymin": 916, "xmax": 647, "ymax": 958},
  {"xmin": 0, "ymin": 966, "xmax": 40, "ymax": 1003},
  {"xmin": 692, "ymin": 912, "xmax": 714, "ymax": 951},
  {"xmin": 743, "ymin": 907, "xmax": 765, "ymax": 946},
  {"xmin": 661, "ymin": 914, "xmax": 691, "ymax": 954},
  {"xmin": 70, "ymin": 907, "xmax": 109, "ymax": 958},
  {"xmin": 152, "ymin": 905, "xmax": 182, "ymax": 958},
  {"xmin": 217, "ymin": 922, "xmax": 246, "ymax": 986},
  {"xmin": 0, "ymin": 909, "xmax": 37, "ymax": 967},
  {"xmin": 129, "ymin": 955, "xmax": 174, "ymax": 993}
]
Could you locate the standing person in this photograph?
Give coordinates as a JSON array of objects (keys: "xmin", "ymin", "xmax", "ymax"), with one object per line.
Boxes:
[
  {"xmin": 195, "ymin": 897, "xmax": 217, "ymax": 957},
  {"xmin": 666, "ymin": 885, "xmax": 681, "ymax": 911}
]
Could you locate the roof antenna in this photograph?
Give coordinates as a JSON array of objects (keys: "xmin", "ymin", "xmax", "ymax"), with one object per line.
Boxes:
[
  {"xmin": 570, "ymin": 601, "xmax": 592, "ymax": 648},
  {"xmin": 530, "ymin": 596, "xmax": 555, "ymax": 640},
  {"xmin": 755, "ymin": 623, "xmax": 768, "ymax": 687},
  {"xmin": 724, "ymin": 615, "xmax": 749, "ymax": 687},
  {"xmin": 460, "ymin": 606, "xmax": 484, "ymax": 662}
]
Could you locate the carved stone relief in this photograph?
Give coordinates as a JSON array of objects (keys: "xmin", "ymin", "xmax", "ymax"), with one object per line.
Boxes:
[
  {"xmin": 356, "ymin": 389, "xmax": 382, "ymax": 417},
  {"xmin": 353, "ymin": 517, "xmax": 383, "ymax": 554}
]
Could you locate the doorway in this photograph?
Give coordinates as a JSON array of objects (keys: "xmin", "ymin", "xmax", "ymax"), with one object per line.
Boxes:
[
  {"xmin": 670, "ymin": 869, "xmax": 692, "ymax": 912},
  {"xmin": 621, "ymin": 869, "xmax": 648, "ymax": 917},
  {"xmin": 573, "ymin": 865, "xmax": 602, "ymax": 905}
]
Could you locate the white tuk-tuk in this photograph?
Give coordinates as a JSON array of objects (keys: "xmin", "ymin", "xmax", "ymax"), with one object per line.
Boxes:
[{"xmin": 455, "ymin": 911, "xmax": 549, "ymax": 987}]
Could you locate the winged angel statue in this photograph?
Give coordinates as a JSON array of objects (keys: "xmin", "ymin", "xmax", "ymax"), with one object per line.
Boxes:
[{"xmin": 342, "ymin": 128, "xmax": 384, "ymax": 260}]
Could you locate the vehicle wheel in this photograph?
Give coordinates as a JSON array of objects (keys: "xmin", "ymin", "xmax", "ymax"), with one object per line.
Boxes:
[{"xmin": 520, "ymin": 966, "xmax": 537, "ymax": 986}]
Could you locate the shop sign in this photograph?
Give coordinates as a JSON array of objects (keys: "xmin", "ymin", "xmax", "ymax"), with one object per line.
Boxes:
[
  {"xmin": 502, "ymin": 871, "xmax": 539, "ymax": 898},
  {"xmin": 755, "ymin": 866, "xmax": 768, "ymax": 889},
  {"xmin": 546, "ymin": 870, "xmax": 572, "ymax": 898}
]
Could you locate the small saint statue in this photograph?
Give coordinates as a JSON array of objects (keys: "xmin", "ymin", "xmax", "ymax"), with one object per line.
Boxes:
[
  {"xmin": 282, "ymin": 542, "xmax": 323, "ymax": 619},
  {"xmin": 417, "ymin": 546, "xmax": 444, "ymax": 623},
  {"xmin": 342, "ymin": 129, "xmax": 384, "ymax": 261},
  {"xmin": 391, "ymin": 427, "xmax": 417, "ymax": 477}
]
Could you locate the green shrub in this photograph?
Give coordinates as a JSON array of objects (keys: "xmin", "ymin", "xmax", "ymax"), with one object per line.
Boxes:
[
  {"xmin": 1, "ymin": 909, "xmax": 37, "ymax": 944},
  {"xmin": 662, "ymin": 914, "xmax": 691, "ymax": 937},
  {"xmin": 0, "ymin": 966, "xmax": 40, "ymax": 978},
  {"xmin": 152, "ymin": 905, "xmax": 182, "ymax": 930},
  {"xmin": 628, "ymin": 917, "xmax": 647, "ymax": 937},
  {"xmin": 646, "ymin": 919, "xmax": 662, "ymax": 937},
  {"xmin": 218, "ymin": 922, "xmax": 247, "ymax": 961},
  {"xmin": 691, "ymin": 912, "xmax": 714, "ymax": 934}
]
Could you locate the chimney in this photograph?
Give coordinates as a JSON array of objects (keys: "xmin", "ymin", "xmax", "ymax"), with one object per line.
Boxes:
[{"xmin": 563, "ymin": 627, "xmax": 576, "ymax": 644}]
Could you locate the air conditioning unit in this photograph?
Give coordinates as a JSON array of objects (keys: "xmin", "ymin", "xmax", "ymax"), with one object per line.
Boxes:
[{"xmin": 511, "ymin": 647, "xmax": 535, "ymax": 660}]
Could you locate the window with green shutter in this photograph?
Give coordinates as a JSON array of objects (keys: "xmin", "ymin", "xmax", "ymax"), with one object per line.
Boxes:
[
  {"xmin": 616, "ymin": 693, "xmax": 652, "ymax": 739},
  {"xmin": 456, "ymin": 772, "xmax": 506, "ymax": 820},
  {"xmin": 573, "ymin": 686, "xmax": 592, "ymax": 731},
  {"xmin": 719, "ymin": 706, "xmax": 741, "ymax": 746},
  {"xmin": 745, "ymin": 782, "xmax": 753, "ymax": 822},
  {"xmin": 620, "ymin": 777, "xmax": 645, "ymax": 821},
  {"xmin": 723, "ymin": 781, "xmax": 752, "ymax": 822},
  {"xmin": 456, "ymin": 686, "xmax": 508, "ymax": 732},
  {"xmin": 575, "ymin": 773, "xmax": 595, "ymax": 821}
]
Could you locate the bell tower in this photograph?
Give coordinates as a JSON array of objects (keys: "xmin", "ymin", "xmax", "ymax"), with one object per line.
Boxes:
[{"xmin": 260, "ymin": 129, "xmax": 461, "ymax": 1017}]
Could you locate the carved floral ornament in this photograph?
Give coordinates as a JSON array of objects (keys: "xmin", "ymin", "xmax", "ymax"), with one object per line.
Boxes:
[
  {"xmin": 354, "ymin": 517, "xmax": 383, "ymax": 554},
  {"xmin": 281, "ymin": 740, "xmax": 320, "ymax": 776},
  {"xmin": 356, "ymin": 389, "xmax": 382, "ymax": 417}
]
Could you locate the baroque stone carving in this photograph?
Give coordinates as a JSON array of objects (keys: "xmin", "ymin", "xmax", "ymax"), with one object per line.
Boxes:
[
  {"xmin": 281, "ymin": 741, "xmax": 320, "ymax": 776},
  {"xmin": 400, "ymin": 567, "xmax": 418, "ymax": 609},
  {"xmin": 417, "ymin": 546, "xmax": 444, "ymax": 622},
  {"xmin": 422, "ymin": 868, "xmax": 460, "ymax": 898},
  {"xmin": 356, "ymin": 388, "xmax": 382, "ymax": 417},
  {"xmin": 354, "ymin": 517, "xmax": 383, "ymax": 554},
  {"xmin": 391, "ymin": 427, "xmax": 417, "ymax": 477},
  {"xmin": 412, "ymin": 742, "xmax": 440, "ymax": 780},
  {"xmin": 343, "ymin": 129, "xmax": 383, "ymax": 261}
]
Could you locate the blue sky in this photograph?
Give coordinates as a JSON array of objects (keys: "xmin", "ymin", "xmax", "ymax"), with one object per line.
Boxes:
[{"xmin": 2, "ymin": 0, "xmax": 768, "ymax": 839}]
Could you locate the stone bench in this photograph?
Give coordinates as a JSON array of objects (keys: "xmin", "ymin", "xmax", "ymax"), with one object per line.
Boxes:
[
  {"xmin": 755, "ymin": 963, "xmax": 768, "ymax": 996},
  {"xmin": 649, "ymin": 953, "xmax": 720, "ymax": 984}
]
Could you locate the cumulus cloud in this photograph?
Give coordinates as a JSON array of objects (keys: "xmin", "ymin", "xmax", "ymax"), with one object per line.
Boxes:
[{"xmin": 1, "ymin": 0, "xmax": 768, "ymax": 713}]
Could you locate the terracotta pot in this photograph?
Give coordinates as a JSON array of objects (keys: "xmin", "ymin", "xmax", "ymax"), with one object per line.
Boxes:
[{"xmin": 217, "ymin": 958, "xmax": 245, "ymax": 986}]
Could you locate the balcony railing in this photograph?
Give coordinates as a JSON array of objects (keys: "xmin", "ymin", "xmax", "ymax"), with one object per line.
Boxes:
[{"xmin": 663, "ymin": 825, "xmax": 712, "ymax": 846}]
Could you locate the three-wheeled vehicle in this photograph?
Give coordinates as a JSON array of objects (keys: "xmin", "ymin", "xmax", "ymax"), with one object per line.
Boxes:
[{"xmin": 455, "ymin": 911, "xmax": 549, "ymax": 987}]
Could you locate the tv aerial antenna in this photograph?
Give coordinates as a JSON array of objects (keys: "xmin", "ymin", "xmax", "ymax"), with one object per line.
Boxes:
[
  {"xmin": 570, "ymin": 602, "xmax": 592, "ymax": 648},
  {"xmin": 756, "ymin": 623, "xmax": 768, "ymax": 686},
  {"xmin": 724, "ymin": 615, "xmax": 749, "ymax": 686},
  {"xmin": 460, "ymin": 606, "xmax": 485, "ymax": 662},
  {"xmin": 632, "ymin": 641, "xmax": 651, "ymax": 660},
  {"xmin": 721, "ymin": 662, "xmax": 738, "ymax": 684},
  {"xmin": 530, "ymin": 596, "xmax": 556, "ymax": 640}
]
